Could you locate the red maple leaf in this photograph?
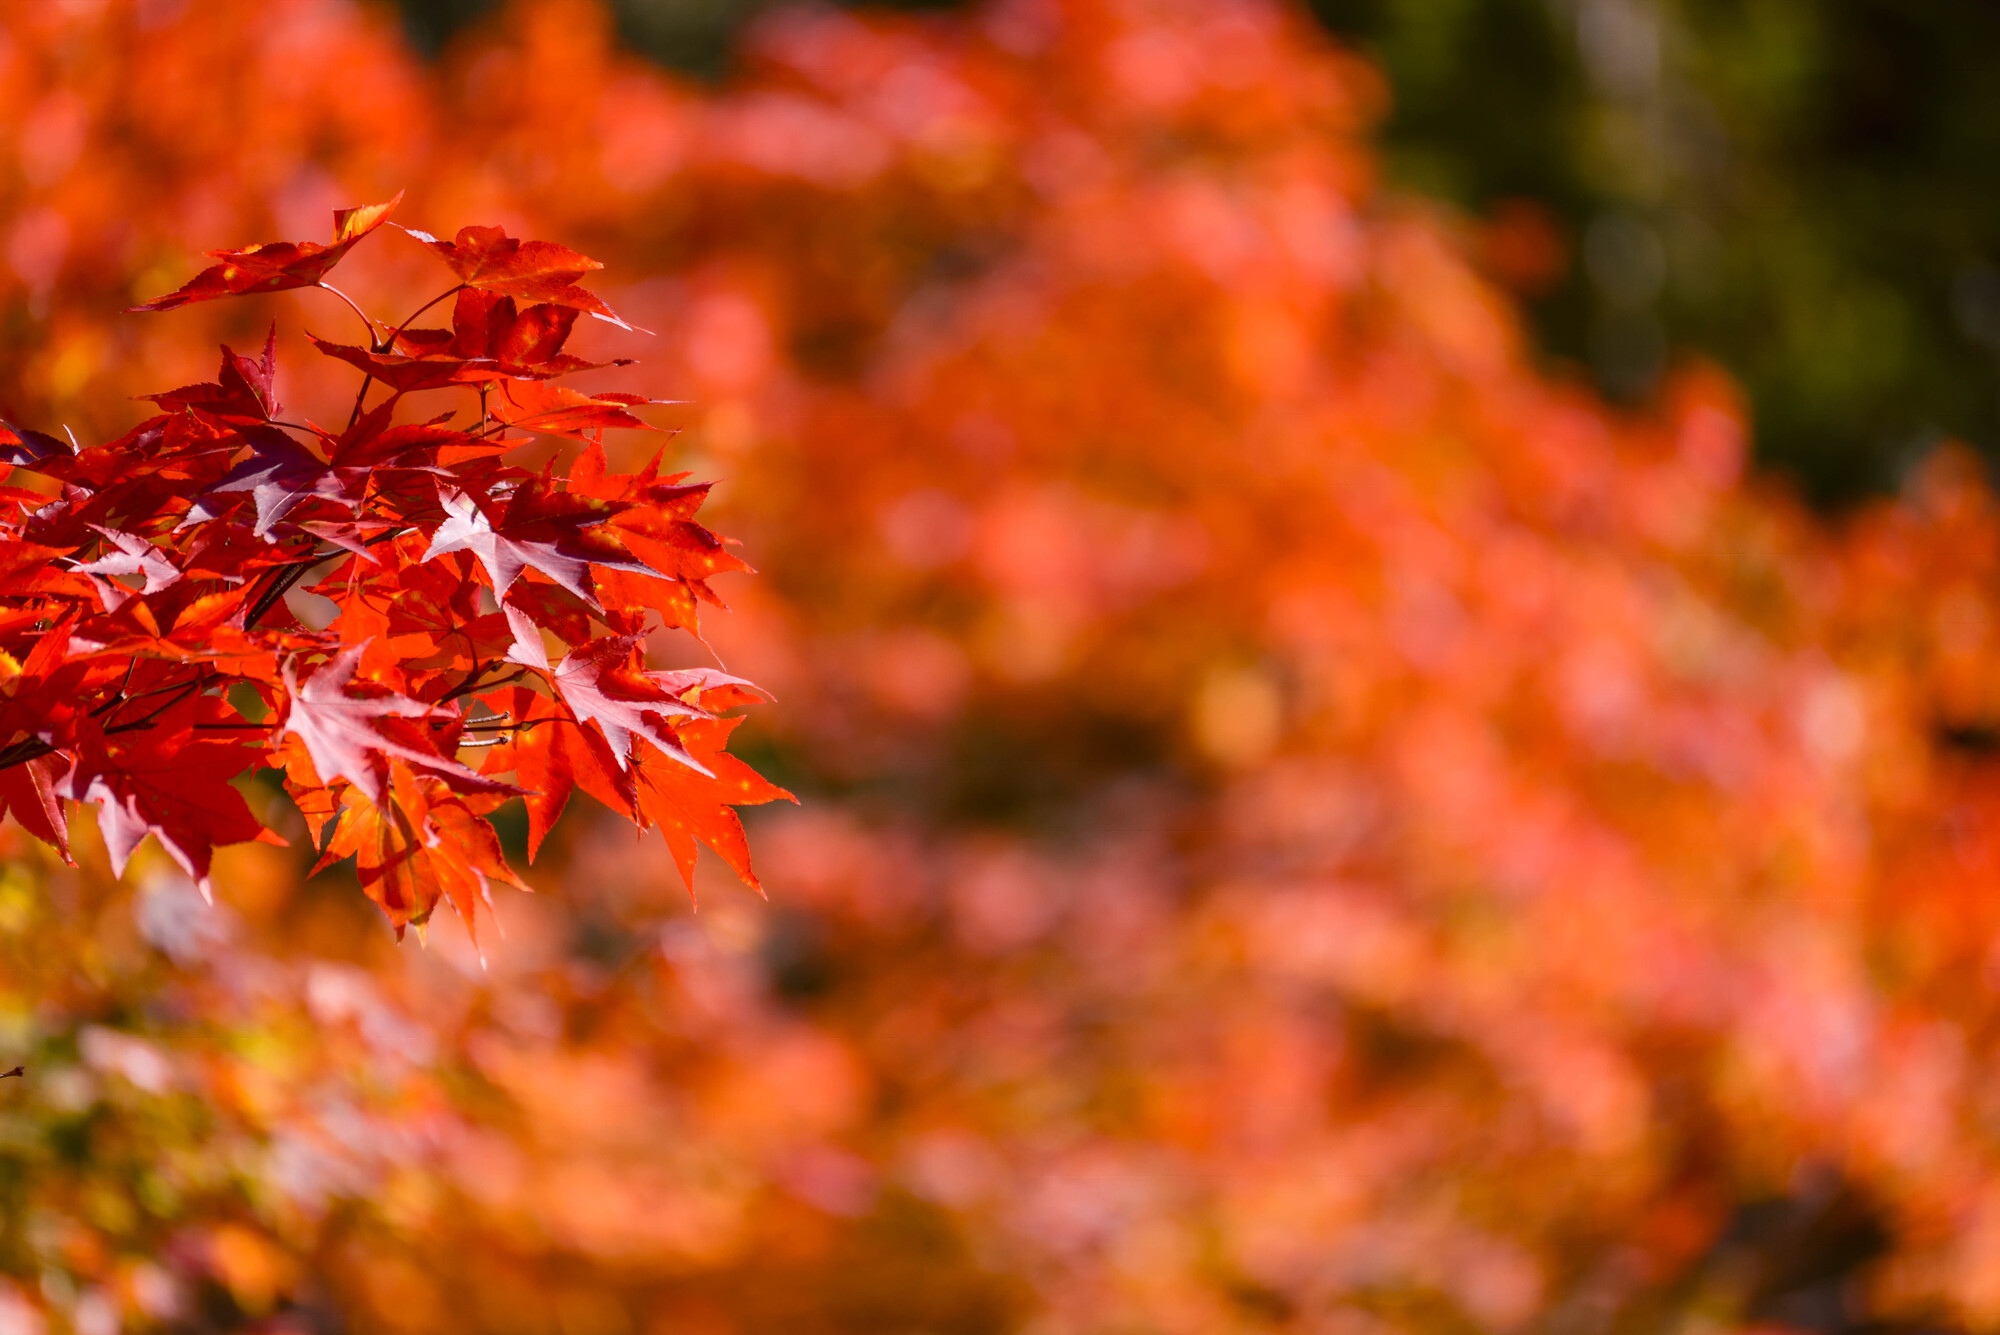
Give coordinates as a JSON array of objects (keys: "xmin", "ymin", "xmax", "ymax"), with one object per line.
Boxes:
[
  {"xmin": 0, "ymin": 209, "xmax": 775, "ymax": 943},
  {"xmin": 143, "ymin": 325, "xmax": 283, "ymax": 424},
  {"xmin": 400, "ymin": 224, "xmax": 640, "ymax": 331},
  {"xmin": 70, "ymin": 527, "xmax": 182, "ymax": 611},
  {"xmin": 421, "ymin": 481, "xmax": 660, "ymax": 606},
  {"xmin": 0, "ymin": 754, "xmax": 71, "ymax": 863},
  {"xmin": 197, "ymin": 434, "xmax": 354, "ymax": 537},
  {"xmin": 484, "ymin": 379, "xmax": 663, "ymax": 441},
  {"xmin": 130, "ymin": 194, "xmax": 403, "ymax": 312},
  {"xmin": 313, "ymin": 767, "xmax": 525, "ymax": 942},
  {"xmin": 314, "ymin": 289, "xmax": 634, "ymax": 391},
  {"xmin": 304, "ymin": 335, "xmax": 495, "ymax": 394},
  {"xmin": 278, "ymin": 646, "xmax": 509, "ymax": 806},
  {"xmin": 634, "ymin": 715, "xmax": 795, "ymax": 898},
  {"xmin": 435, "ymin": 288, "xmax": 630, "ymax": 378},
  {"xmin": 476, "ymin": 684, "xmax": 634, "ymax": 861},
  {"xmin": 57, "ymin": 705, "xmax": 273, "ymax": 902},
  {"xmin": 549, "ymin": 635, "xmax": 712, "ymax": 774}
]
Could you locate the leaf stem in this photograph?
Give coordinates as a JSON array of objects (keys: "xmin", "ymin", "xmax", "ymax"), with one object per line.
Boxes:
[
  {"xmin": 0, "ymin": 738, "xmax": 56, "ymax": 770},
  {"xmin": 243, "ymin": 560, "xmax": 316, "ymax": 629},
  {"xmin": 242, "ymin": 527, "xmax": 407, "ymax": 630},
  {"xmin": 269, "ymin": 420, "xmax": 331, "ymax": 443},
  {"xmin": 460, "ymin": 717, "xmax": 564, "ymax": 734},
  {"xmin": 315, "ymin": 282, "xmax": 380, "ymax": 346},
  {"xmin": 110, "ymin": 674, "xmax": 212, "ymax": 713},
  {"xmin": 106, "ymin": 677, "xmax": 204, "ymax": 734},
  {"xmin": 89, "ymin": 661, "xmax": 138, "ymax": 717},
  {"xmin": 346, "ymin": 376, "xmax": 375, "ymax": 432},
  {"xmin": 436, "ymin": 663, "xmax": 526, "ymax": 708},
  {"xmin": 384, "ymin": 285, "xmax": 467, "ymax": 350}
]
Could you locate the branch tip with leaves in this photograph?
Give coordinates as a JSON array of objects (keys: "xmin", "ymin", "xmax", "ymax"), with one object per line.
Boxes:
[{"xmin": 0, "ymin": 196, "xmax": 790, "ymax": 941}]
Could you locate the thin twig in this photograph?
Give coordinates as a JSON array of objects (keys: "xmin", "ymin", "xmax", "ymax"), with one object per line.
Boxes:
[
  {"xmin": 460, "ymin": 717, "xmax": 564, "ymax": 734},
  {"xmin": 435, "ymin": 660, "xmax": 492, "ymax": 707},
  {"xmin": 89, "ymin": 661, "xmax": 138, "ymax": 717},
  {"xmin": 315, "ymin": 282, "xmax": 380, "ymax": 345},
  {"xmin": 105, "ymin": 677, "xmax": 203, "ymax": 734},
  {"xmin": 383, "ymin": 285, "xmax": 467, "ymax": 350},
  {"xmin": 239, "ymin": 529, "xmax": 406, "ymax": 630},
  {"xmin": 108, "ymin": 674, "xmax": 211, "ymax": 711},
  {"xmin": 436, "ymin": 664, "xmax": 526, "ymax": 709},
  {"xmin": 345, "ymin": 375, "xmax": 375, "ymax": 433},
  {"xmin": 243, "ymin": 560, "xmax": 316, "ymax": 629}
]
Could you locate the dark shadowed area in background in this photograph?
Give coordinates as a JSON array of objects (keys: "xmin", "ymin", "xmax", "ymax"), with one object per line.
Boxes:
[
  {"xmin": 397, "ymin": 0, "xmax": 960, "ymax": 80},
  {"xmin": 1309, "ymin": 0, "xmax": 2000, "ymax": 508},
  {"xmin": 397, "ymin": 0, "xmax": 2000, "ymax": 507}
]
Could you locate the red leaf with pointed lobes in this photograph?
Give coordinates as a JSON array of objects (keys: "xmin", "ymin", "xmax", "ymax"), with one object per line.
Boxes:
[
  {"xmin": 590, "ymin": 566, "xmax": 704, "ymax": 637},
  {"xmin": 130, "ymin": 192, "xmax": 403, "ymax": 312},
  {"xmin": 566, "ymin": 445, "xmax": 714, "ymax": 525},
  {"xmin": 278, "ymin": 645, "xmax": 514, "ymax": 807},
  {"xmin": 399, "ymin": 224, "xmax": 643, "ymax": 332},
  {"xmin": 420, "ymin": 788, "xmax": 529, "ymax": 956},
  {"xmin": 485, "ymin": 378, "xmax": 664, "ymax": 441},
  {"xmin": 70, "ymin": 526, "xmax": 181, "ymax": 611},
  {"xmin": 633, "ymin": 715, "xmax": 795, "ymax": 898},
  {"xmin": 477, "ymin": 684, "xmax": 636, "ymax": 862},
  {"xmin": 421, "ymin": 481, "xmax": 661, "ymax": 608},
  {"xmin": 143, "ymin": 325, "xmax": 281, "ymax": 423},
  {"xmin": 0, "ymin": 754, "xmax": 72, "ymax": 864},
  {"xmin": 313, "ymin": 769, "xmax": 431, "ymax": 933},
  {"xmin": 313, "ymin": 767, "xmax": 523, "ymax": 943},
  {"xmin": 56, "ymin": 703, "xmax": 273, "ymax": 902},
  {"xmin": 306, "ymin": 335, "xmax": 496, "ymax": 394},
  {"xmin": 447, "ymin": 289, "xmax": 597, "ymax": 372},
  {"xmin": 424, "ymin": 486, "xmax": 596, "ymax": 605},
  {"xmin": 563, "ymin": 446, "xmax": 746, "ymax": 638},
  {"xmin": 198, "ymin": 432, "xmax": 354, "ymax": 537},
  {"xmin": 550, "ymin": 635, "xmax": 713, "ymax": 774},
  {"xmin": 367, "ymin": 289, "xmax": 635, "ymax": 385}
]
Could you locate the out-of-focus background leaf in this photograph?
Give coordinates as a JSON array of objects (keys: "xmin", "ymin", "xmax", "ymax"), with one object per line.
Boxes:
[{"xmin": 406, "ymin": 0, "xmax": 2000, "ymax": 506}]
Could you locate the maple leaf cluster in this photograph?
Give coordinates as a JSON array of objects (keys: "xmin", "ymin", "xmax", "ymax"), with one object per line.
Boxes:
[{"xmin": 0, "ymin": 194, "xmax": 785, "ymax": 940}]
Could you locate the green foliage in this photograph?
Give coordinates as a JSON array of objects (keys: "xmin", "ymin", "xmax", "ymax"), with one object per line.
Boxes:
[
  {"xmin": 1315, "ymin": 0, "xmax": 2000, "ymax": 505},
  {"xmin": 398, "ymin": 0, "xmax": 961, "ymax": 77}
]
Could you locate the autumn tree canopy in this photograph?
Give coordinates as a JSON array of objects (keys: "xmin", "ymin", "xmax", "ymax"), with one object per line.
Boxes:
[{"xmin": 0, "ymin": 195, "xmax": 784, "ymax": 940}]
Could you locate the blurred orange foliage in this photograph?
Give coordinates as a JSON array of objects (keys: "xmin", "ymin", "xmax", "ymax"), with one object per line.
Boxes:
[{"xmin": 3, "ymin": 1, "xmax": 2000, "ymax": 1332}]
